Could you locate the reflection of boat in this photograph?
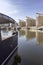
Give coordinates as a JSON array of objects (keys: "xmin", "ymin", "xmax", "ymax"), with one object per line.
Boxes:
[
  {"xmin": 4, "ymin": 47, "xmax": 18, "ymax": 65},
  {"xmin": 12, "ymin": 54, "xmax": 21, "ymax": 65}
]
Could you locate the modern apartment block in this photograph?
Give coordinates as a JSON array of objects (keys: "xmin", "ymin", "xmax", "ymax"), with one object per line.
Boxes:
[
  {"xmin": 18, "ymin": 13, "xmax": 43, "ymax": 29},
  {"xmin": 26, "ymin": 16, "xmax": 36, "ymax": 27},
  {"xmin": 36, "ymin": 13, "xmax": 43, "ymax": 27},
  {"xmin": 19, "ymin": 19, "xmax": 26, "ymax": 27}
]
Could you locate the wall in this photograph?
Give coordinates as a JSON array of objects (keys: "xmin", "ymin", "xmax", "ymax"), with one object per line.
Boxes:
[
  {"xmin": 26, "ymin": 17, "xmax": 36, "ymax": 27},
  {"xmin": 36, "ymin": 15, "xmax": 43, "ymax": 27}
]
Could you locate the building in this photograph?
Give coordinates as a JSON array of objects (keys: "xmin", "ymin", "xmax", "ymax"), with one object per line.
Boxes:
[
  {"xmin": 36, "ymin": 13, "xmax": 43, "ymax": 28},
  {"xmin": 19, "ymin": 19, "xmax": 26, "ymax": 27},
  {"xmin": 26, "ymin": 16, "xmax": 36, "ymax": 28}
]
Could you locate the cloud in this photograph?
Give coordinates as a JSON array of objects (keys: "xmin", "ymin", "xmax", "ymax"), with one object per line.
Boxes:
[
  {"xmin": 8, "ymin": 10, "xmax": 19, "ymax": 14},
  {"xmin": 0, "ymin": 0, "xmax": 19, "ymax": 15}
]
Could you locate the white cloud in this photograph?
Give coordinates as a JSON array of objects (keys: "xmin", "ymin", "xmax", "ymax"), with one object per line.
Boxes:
[
  {"xmin": 0, "ymin": 0, "xmax": 19, "ymax": 15},
  {"xmin": 7, "ymin": 10, "xmax": 19, "ymax": 14}
]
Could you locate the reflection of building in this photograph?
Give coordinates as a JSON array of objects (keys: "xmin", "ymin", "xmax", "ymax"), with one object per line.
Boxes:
[
  {"xmin": 26, "ymin": 16, "xmax": 36, "ymax": 27},
  {"xmin": 26, "ymin": 30, "xmax": 36, "ymax": 40},
  {"xmin": 36, "ymin": 32, "xmax": 43, "ymax": 44},
  {"xmin": 0, "ymin": 13, "xmax": 16, "ymax": 30},
  {"xmin": 19, "ymin": 30, "xmax": 25, "ymax": 37},
  {"xmin": 19, "ymin": 19, "xmax": 26, "ymax": 27}
]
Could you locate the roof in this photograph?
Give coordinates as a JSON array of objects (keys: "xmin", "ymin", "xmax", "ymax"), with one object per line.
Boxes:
[
  {"xmin": 26, "ymin": 16, "xmax": 35, "ymax": 20},
  {"xmin": 0, "ymin": 13, "xmax": 16, "ymax": 24},
  {"xmin": 36, "ymin": 13, "xmax": 43, "ymax": 16}
]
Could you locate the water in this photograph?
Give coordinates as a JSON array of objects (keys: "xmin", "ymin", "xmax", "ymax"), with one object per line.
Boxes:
[
  {"xmin": 1, "ymin": 29, "xmax": 43, "ymax": 65},
  {"xmin": 17, "ymin": 29, "xmax": 43, "ymax": 65}
]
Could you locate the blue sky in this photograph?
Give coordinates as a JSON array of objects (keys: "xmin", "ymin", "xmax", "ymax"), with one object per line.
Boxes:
[{"xmin": 0, "ymin": 0, "xmax": 43, "ymax": 22}]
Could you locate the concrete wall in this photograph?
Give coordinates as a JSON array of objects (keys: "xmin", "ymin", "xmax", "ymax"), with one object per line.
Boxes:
[
  {"xmin": 19, "ymin": 19, "xmax": 26, "ymax": 27},
  {"xmin": 36, "ymin": 15, "xmax": 43, "ymax": 27},
  {"xmin": 26, "ymin": 17, "xmax": 36, "ymax": 27}
]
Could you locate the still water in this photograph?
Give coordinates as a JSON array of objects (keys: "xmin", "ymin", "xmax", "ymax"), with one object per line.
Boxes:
[
  {"xmin": 1, "ymin": 29, "xmax": 43, "ymax": 65},
  {"xmin": 17, "ymin": 29, "xmax": 43, "ymax": 65}
]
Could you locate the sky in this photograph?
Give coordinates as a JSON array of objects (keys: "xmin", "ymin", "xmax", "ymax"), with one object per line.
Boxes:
[{"xmin": 0, "ymin": 0, "xmax": 43, "ymax": 22}]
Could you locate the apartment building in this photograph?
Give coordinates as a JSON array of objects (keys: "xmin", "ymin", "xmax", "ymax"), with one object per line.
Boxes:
[
  {"xmin": 19, "ymin": 19, "xmax": 26, "ymax": 27},
  {"xmin": 26, "ymin": 16, "xmax": 36, "ymax": 27},
  {"xmin": 36, "ymin": 13, "xmax": 43, "ymax": 27}
]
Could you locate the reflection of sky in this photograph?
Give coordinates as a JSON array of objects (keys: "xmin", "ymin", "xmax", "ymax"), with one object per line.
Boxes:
[
  {"xmin": 0, "ymin": 0, "xmax": 43, "ymax": 22},
  {"xmin": 18, "ymin": 31, "xmax": 43, "ymax": 65},
  {"xmin": 1, "ymin": 30, "xmax": 13, "ymax": 40}
]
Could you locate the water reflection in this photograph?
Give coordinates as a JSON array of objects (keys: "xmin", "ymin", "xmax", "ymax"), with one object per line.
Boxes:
[
  {"xmin": 26, "ymin": 30, "xmax": 36, "ymax": 40},
  {"xmin": 36, "ymin": 32, "xmax": 43, "ymax": 45},
  {"xmin": 1, "ymin": 29, "xmax": 43, "ymax": 65},
  {"xmin": 12, "ymin": 54, "xmax": 21, "ymax": 65},
  {"xmin": 19, "ymin": 29, "xmax": 43, "ymax": 45},
  {"xmin": 1, "ymin": 30, "xmax": 13, "ymax": 40},
  {"xmin": 18, "ymin": 29, "xmax": 43, "ymax": 65},
  {"xmin": 19, "ymin": 30, "xmax": 25, "ymax": 37},
  {"xmin": 5, "ymin": 47, "xmax": 21, "ymax": 65}
]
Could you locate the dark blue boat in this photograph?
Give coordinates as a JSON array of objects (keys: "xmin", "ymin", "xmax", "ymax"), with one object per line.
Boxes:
[{"xmin": 0, "ymin": 31, "xmax": 18, "ymax": 65}]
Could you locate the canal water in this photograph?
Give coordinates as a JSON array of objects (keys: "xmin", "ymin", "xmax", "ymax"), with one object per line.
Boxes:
[
  {"xmin": 17, "ymin": 29, "xmax": 43, "ymax": 65},
  {"xmin": 1, "ymin": 29, "xmax": 43, "ymax": 65}
]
